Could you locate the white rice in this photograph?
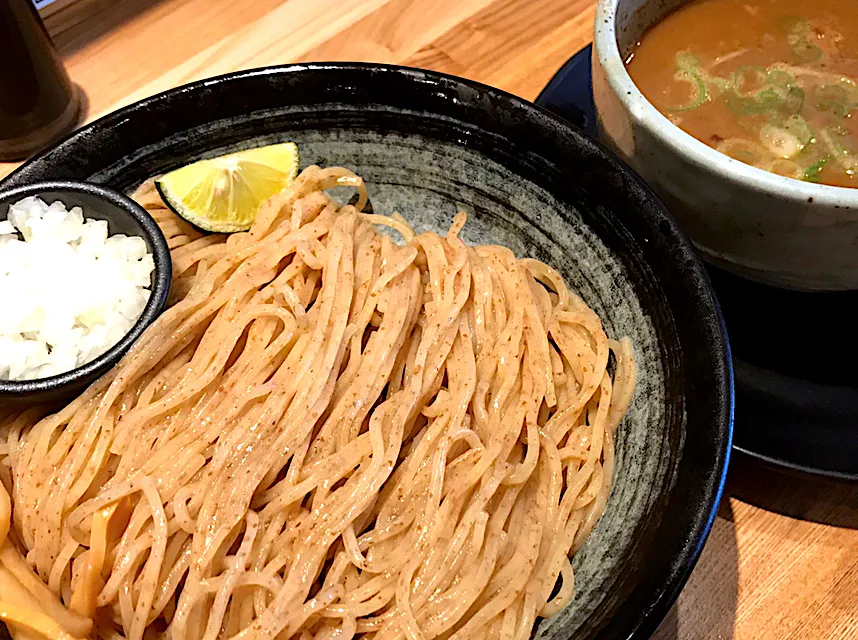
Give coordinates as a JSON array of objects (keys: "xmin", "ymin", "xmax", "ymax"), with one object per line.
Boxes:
[{"xmin": 0, "ymin": 197, "xmax": 154, "ymax": 381}]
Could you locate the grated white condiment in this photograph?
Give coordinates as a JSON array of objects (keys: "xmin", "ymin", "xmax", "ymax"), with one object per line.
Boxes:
[{"xmin": 0, "ymin": 197, "xmax": 154, "ymax": 381}]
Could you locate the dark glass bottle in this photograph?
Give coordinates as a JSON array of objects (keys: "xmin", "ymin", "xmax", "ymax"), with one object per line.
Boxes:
[{"xmin": 0, "ymin": 0, "xmax": 81, "ymax": 161}]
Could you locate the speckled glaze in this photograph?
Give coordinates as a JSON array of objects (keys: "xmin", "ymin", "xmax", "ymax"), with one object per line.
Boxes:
[
  {"xmin": 0, "ymin": 63, "xmax": 732, "ymax": 639},
  {"xmin": 594, "ymin": 0, "xmax": 858, "ymax": 291},
  {"xmin": 0, "ymin": 180, "xmax": 171, "ymax": 406}
]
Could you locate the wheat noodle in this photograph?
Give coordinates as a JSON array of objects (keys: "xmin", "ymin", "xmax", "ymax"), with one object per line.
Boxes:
[{"xmin": 0, "ymin": 166, "xmax": 636, "ymax": 640}]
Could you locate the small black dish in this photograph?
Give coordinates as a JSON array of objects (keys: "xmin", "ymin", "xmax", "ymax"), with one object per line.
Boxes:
[
  {"xmin": 537, "ymin": 44, "xmax": 858, "ymax": 480},
  {"xmin": 0, "ymin": 180, "xmax": 171, "ymax": 406}
]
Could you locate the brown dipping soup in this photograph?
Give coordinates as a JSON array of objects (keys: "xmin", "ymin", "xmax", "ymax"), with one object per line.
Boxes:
[{"xmin": 626, "ymin": 0, "xmax": 858, "ymax": 188}]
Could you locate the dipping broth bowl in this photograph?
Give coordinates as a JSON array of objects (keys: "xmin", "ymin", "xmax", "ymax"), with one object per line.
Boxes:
[{"xmin": 593, "ymin": 0, "xmax": 858, "ymax": 291}]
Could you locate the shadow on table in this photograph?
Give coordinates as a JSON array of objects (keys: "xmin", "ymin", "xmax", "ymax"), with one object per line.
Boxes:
[
  {"xmin": 650, "ymin": 453, "xmax": 858, "ymax": 639},
  {"xmin": 727, "ymin": 453, "xmax": 858, "ymax": 530},
  {"xmin": 44, "ymin": 0, "xmax": 171, "ymax": 57},
  {"xmin": 650, "ymin": 498, "xmax": 739, "ymax": 640}
]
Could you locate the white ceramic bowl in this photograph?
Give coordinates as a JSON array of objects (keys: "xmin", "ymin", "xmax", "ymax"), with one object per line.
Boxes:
[{"xmin": 593, "ymin": 0, "xmax": 858, "ymax": 291}]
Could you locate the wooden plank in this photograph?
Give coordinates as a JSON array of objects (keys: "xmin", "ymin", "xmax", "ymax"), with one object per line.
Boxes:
[
  {"xmin": 76, "ymin": 0, "xmax": 397, "ymax": 121},
  {"xmin": 296, "ymin": 0, "xmax": 497, "ymax": 66},
  {"xmin": 653, "ymin": 460, "xmax": 858, "ymax": 640},
  {"xmin": 399, "ymin": 0, "xmax": 594, "ymax": 99}
]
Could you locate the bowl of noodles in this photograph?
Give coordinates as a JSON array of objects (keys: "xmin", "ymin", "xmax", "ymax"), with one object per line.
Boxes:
[{"xmin": 0, "ymin": 63, "xmax": 732, "ymax": 640}]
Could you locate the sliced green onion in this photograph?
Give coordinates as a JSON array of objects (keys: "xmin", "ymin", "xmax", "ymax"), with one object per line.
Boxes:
[
  {"xmin": 820, "ymin": 129, "xmax": 858, "ymax": 173},
  {"xmin": 727, "ymin": 96, "xmax": 766, "ymax": 114},
  {"xmin": 819, "ymin": 102, "xmax": 850, "ymax": 117},
  {"xmin": 783, "ymin": 86, "xmax": 805, "ymax": 114},
  {"xmin": 790, "ymin": 39, "xmax": 823, "ymax": 63},
  {"xmin": 708, "ymin": 76, "xmax": 729, "ymax": 96},
  {"xmin": 768, "ymin": 69, "xmax": 795, "ymax": 87},
  {"xmin": 675, "ymin": 50, "xmax": 701, "ymax": 71},
  {"xmin": 716, "ymin": 138, "xmax": 768, "ymax": 167},
  {"xmin": 724, "ymin": 66, "xmax": 803, "ymax": 114},
  {"xmin": 815, "ymin": 86, "xmax": 855, "ymax": 117},
  {"xmin": 758, "ymin": 88, "xmax": 782, "ymax": 107},
  {"xmin": 668, "ymin": 70, "xmax": 708, "ymax": 111},
  {"xmin": 729, "ymin": 84, "xmax": 804, "ymax": 115},
  {"xmin": 782, "ymin": 115, "xmax": 813, "ymax": 146},
  {"xmin": 760, "ymin": 124, "xmax": 804, "ymax": 158},
  {"xmin": 803, "ymin": 156, "xmax": 829, "ymax": 182},
  {"xmin": 778, "ymin": 16, "xmax": 806, "ymax": 34},
  {"xmin": 766, "ymin": 158, "xmax": 803, "ymax": 179},
  {"xmin": 731, "ymin": 67, "xmax": 770, "ymax": 97},
  {"xmin": 817, "ymin": 84, "xmax": 848, "ymax": 102},
  {"xmin": 781, "ymin": 17, "xmax": 824, "ymax": 63}
]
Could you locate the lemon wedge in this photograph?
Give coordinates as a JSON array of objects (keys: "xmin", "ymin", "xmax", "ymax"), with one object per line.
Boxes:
[{"xmin": 155, "ymin": 142, "xmax": 299, "ymax": 233}]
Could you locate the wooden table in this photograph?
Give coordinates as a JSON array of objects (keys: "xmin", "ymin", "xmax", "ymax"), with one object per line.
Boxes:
[{"xmin": 4, "ymin": 1, "xmax": 858, "ymax": 638}]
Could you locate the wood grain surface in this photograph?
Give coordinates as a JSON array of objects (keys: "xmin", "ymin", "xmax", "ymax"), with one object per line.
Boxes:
[{"xmin": 4, "ymin": 1, "xmax": 858, "ymax": 638}]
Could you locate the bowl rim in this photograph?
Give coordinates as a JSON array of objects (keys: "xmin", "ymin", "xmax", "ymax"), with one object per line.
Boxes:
[
  {"xmin": 0, "ymin": 179, "xmax": 172, "ymax": 395},
  {"xmin": 0, "ymin": 62, "xmax": 734, "ymax": 639},
  {"xmin": 593, "ymin": 0, "xmax": 858, "ymax": 205}
]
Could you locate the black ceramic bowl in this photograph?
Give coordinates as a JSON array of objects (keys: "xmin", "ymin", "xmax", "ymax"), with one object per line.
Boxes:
[
  {"xmin": 0, "ymin": 63, "xmax": 732, "ymax": 640},
  {"xmin": 0, "ymin": 181, "xmax": 171, "ymax": 406}
]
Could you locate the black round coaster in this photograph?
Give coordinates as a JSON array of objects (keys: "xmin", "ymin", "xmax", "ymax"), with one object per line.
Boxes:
[
  {"xmin": 536, "ymin": 45, "xmax": 858, "ymax": 479},
  {"xmin": 707, "ymin": 264, "xmax": 858, "ymax": 479}
]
